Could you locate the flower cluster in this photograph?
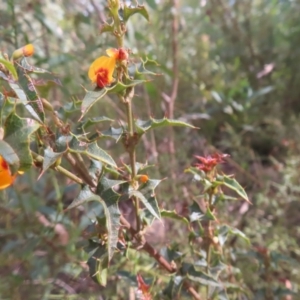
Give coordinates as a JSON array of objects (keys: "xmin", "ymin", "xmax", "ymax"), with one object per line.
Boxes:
[
  {"xmin": 88, "ymin": 48, "xmax": 128, "ymax": 88},
  {"xmin": 0, "ymin": 156, "xmax": 16, "ymax": 190},
  {"xmin": 195, "ymin": 153, "xmax": 229, "ymax": 173}
]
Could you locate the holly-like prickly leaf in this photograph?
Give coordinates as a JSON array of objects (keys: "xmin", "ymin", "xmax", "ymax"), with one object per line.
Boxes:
[
  {"xmin": 56, "ymin": 135, "xmax": 116, "ymax": 168},
  {"xmin": 15, "ymin": 63, "xmax": 45, "ymax": 122},
  {"xmin": 80, "ymin": 89, "xmax": 108, "ymax": 119},
  {"xmin": 132, "ymin": 58, "xmax": 160, "ymax": 78},
  {"xmin": 209, "ymin": 261, "xmax": 227, "ymax": 279},
  {"xmin": 59, "ymin": 97, "xmax": 82, "ymax": 117},
  {"xmin": 163, "ymin": 276, "xmax": 184, "ymax": 299},
  {"xmin": 108, "ymin": 79, "xmax": 146, "ymax": 94},
  {"xmin": 88, "ymin": 159, "xmax": 102, "ymax": 181},
  {"xmin": 218, "ymin": 225, "xmax": 250, "ymax": 246},
  {"xmin": 0, "ymin": 93, "xmax": 15, "ymax": 125},
  {"xmin": 189, "ymin": 201, "xmax": 216, "ymax": 223},
  {"xmin": 123, "ymin": 4, "xmax": 149, "ymax": 22},
  {"xmin": 185, "ymin": 166, "xmax": 205, "ymax": 181},
  {"xmin": 0, "ymin": 54, "xmax": 18, "ymax": 80},
  {"xmin": 100, "ymin": 22, "xmax": 114, "ymax": 34},
  {"xmin": 19, "ymin": 57, "xmax": 49, "ymax": 74},
  {"xmin": 66, "ymin": 182, "xmax": 122, "ymax": 261},
  {"xmin": 80, "ymin": 80, "xmax": 145, "ymax": 119},
  {"xmin": 9, "ymin": 82, "xmax": 43, "ymax": 123},
  {"xmin": 82, "ymin": 116, "xmax": 114, "ymax": 130},
  {"xmin": 130, "ymin": 189, "xmax": 160, "ymax": 220},
  {"xmin": 134, "ymin": 179, "xmax": 161, "ymax": 223},
  {"xmin": 135, "ymin": 117, "xmax": 196, "ymax": 135},
  {"xmin": 183, "ymin": 264, "xmax": 220, "ymax": 287},
  {"xmin": 161, "ymin": 210, "xmax": 189, "ymax": 227},
  {"xmin": 100, "ymin": 126, "xmax": 123, "ymax": 141},
  {"xmin": 39, "ymin": 147, "xmax": 64, "ymax": 179},
  {"xmin": 0, "ymin": 140, "xmax": 20, "ymax": 175},
  {"xmin": 4, "ymin": 113, "xmax": 40, "ymax": 170},
  {"xmin": 160, "ymin": 246, "xmax": 184, "ymax": 262},
  {"xmin": 216, "ymin": 174, "xmax": 250, "ymax": 203},
  {"xmin": 87, "ymin": 243, "xmax": 109, "ymax": 286},
  {"xmin": 96, "ymin": 177, "xmax": 126, "ymax": 260}
]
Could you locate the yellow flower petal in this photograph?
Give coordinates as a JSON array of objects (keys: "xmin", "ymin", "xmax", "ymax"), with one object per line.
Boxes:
[
  {"xmin": 23, "ymin": 44, "xmax": 34, "ymax": 57},
  {"xmin": 88, "ymin": 55, "xmax": 116, "ymax": 87},
  {"xmin": 0, "ymin": 156, "xmax": 16, "ymax": 190},
  {"xmin": 106, "ymin": 48, "xmax": 119, "ymax": 58}
]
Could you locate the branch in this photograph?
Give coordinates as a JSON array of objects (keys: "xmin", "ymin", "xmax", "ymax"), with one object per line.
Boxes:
[{"xmin": 120, "ymin": 215, "xmax": 202, "ymax": 300}]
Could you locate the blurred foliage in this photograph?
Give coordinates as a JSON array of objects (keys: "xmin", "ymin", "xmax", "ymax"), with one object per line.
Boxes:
[{"xmin": 1, "ymin": 0, "xmax": 300, "ymax": 299}]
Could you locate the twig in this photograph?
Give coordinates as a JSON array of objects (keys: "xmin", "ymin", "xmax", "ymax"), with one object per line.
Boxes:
[
  {"xmin": 120, "ymin": 215, "xmax": 202, "ymax": 299},
  {"xmin": 31, "ymin": 151, "xmax": 84, "ymax": 185},
  {"xmin": 163, "ymin": 0, "xmax": 180, "ymax": 182},
  {"xmin": 64, "ymin": 153, "xmax": 96, "ymax": 187}
]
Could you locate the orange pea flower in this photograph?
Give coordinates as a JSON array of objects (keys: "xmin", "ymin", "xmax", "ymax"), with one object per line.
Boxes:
[
  {"xmin": 88, "ymin": 48, "xmax": 128, "ymax": 88},
  {"xmin": 22, "ymin": 44, "xmax": 34, "ymax": 57},
  {"xmin": 12, "ymin": 44, "xmax": 35, "ymax": 60},
  {"xmin": 0, "ymin": 156, "xmax": 16, "ymax": 190},
  {"xmin": 139, "ymin": 175, "xmax": 149, "ymax": 183}
]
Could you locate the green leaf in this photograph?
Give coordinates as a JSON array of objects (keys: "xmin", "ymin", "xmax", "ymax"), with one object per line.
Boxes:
[
  {"xmin": 81, "ymin": 80, "xmax": 145, "ymax": 119},
  {"xmin": 218, "ymin": 225, "xmax": 250, "ymax": 246},
  {"xmin": 82, "ymin": 116, "xmax": 114, "ymax": 130},
  {"xmin": 39, "ymin": 147, "xmax": 64, "ymax": 178},
  {"xmin": 123, "ymin": 4, "xmax": 149, "ymax": 22},
  {"xmin": 210, "ymin": 261, "xmax": 227, "ymax": 279},
  {"xmin": 184, "ymin": 264, "xmax": 220, "ymax": 287},
  {"xmin": 0, "ymin": 94, "xmax": 15, "ymax": 121},
  {"xmin": 19, "ymin": 57, "xmax": 49, "ymax": 74},
  {"xmin": 0, "ymin": 140, "xmax": 20, "ymax": 175},
  {"xmin": 0, "ymin": 54, "xmax": 18, "ymax": 80},
  {"xmin": 161, "ymin": 210, "xmax": 189, "ymax": 227},
  {"xmin": 136, "ymin": 179, "xmax": 161, "ymax": 222},
  {"xmin": 100, "ymin": 126, "xmax": 123, "ymax": 141},
  {"xmin": 88, "ymin": 159, "xmax": 102, "ymax": 181},
  {"xmin": 59, "ymin": 97, "xmax": 82, "ymax": 117},
  {"xmin": 4, "ymin": 113, "xmax": 40, "ymax": 170},
  {"xmin": 163, "ymin": 276, "xmax": 184, "ymax": 299},
  {"xmin": 96, "ymin": 177, "xmax": 125, "ymax": 260},
  {"xmin": 87, "ymin": 243, "xmax": 109, "ymax": 286},
  {"xmin": 100, "ymin": 22, "xmax": 114, "ymax": 34},
  {"xmin": 56, "ymin": 135, "xmax": 117, "ymax": 168},
  {"xmin": 217, "ymin": 175, "xmax": 250, "ymax": 202},
  {"xmin": 8, "ymin": 82, "xmax": 43, "ymax": 123},
  {"xmin": 184, "ymin": 166, "xmax": 205, "ymax": 181},
  {"xmin": 67, "ymin": 181, "xmax": 122, "ymax": 261},
  {"xmin": 130, "ymin": 190, "xmax": 160, "ymax": 220},
  {"xmin": 108, "ymin": 79, "xmax": 145, "ymax": 94},
  {"xmin": 15, "ymin": 63, "xmax": 45, "ymax": 122},
  {"xmin": 80, "ymin": 89, "xmax": 108, "ymax": 119},
  {"xmin": 133, "ymin": 58, "xmax": 160, "ymax": 78},
  {"xmin": 189, "ymin": 201, "xmax": 216, "ymax": 222},
  {"xmin": 160, "ymin": 245, "xmax": 184, "ymax": 262},
  {"xmin": 135, "ymin": 117, "xmax": 196, "ymax": 135}
]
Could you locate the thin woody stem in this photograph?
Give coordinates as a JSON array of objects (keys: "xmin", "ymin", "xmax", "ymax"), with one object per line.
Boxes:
[
  {"xmin": 65, "ymin": 153, "xmax": 96, "ymax": 187},
  {"xmin": 111, "ymin": 0, "xmax": 140, "ymax": 231},
  {"xmin": 124, "ymin": 98, "xmax": 136, "ymax": 177},
  {"xmin": 123, "ymin": 91, "xmax": 140, "ymax": 232},
  {"xmin": 31, "ymin": 151, "xmax": 84, "ymax": 185},
  {"xmin": 120, "ymin": 215, "xmax": 202, "ymax": 300},
  {"xmin": 205, "ymin": 189, "xmax": 214, "ymax": 299}
]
